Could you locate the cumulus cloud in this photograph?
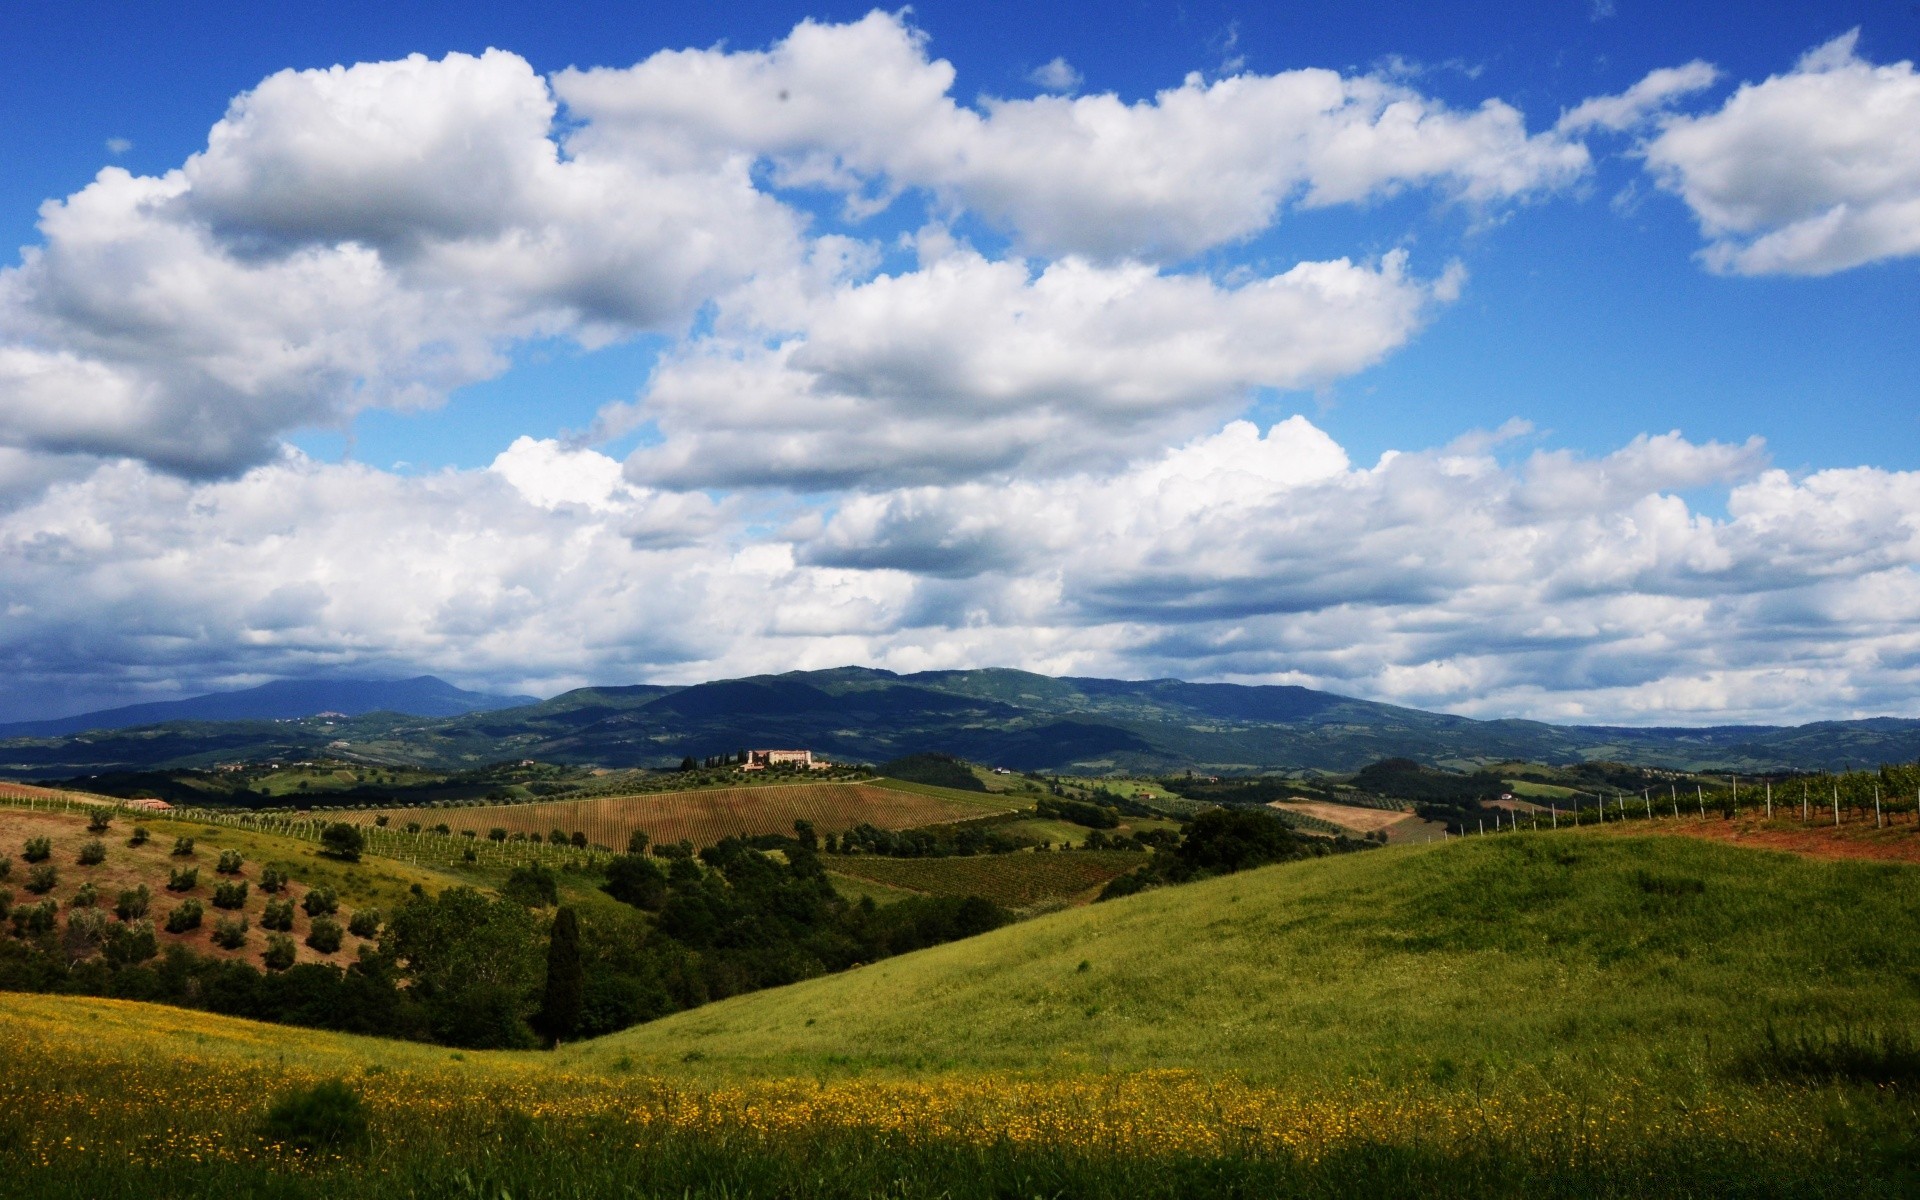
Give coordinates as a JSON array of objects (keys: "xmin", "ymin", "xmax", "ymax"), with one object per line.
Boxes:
[
  {"xmin": 1644, "ymin": 31, "xmax": 1920, "ymax": 275},
  {"xmin": 558, "ymin": 10, "xmax": 1589, "ymax": 260},
  {"xmin": 1028, "ymin": 57, "xmax": 1083, "ymax": 93},
  {"xmin": 1556, "ymin": 60, "xmax": 1720, "ymax": 133},
  {"xmin": 7, "ymin": 420, "xmax": 1920, "ymax": 726},
  {"xmin": 622, "ymin": 248, "xmax": 1458, "ymax": 490},
  {"xmin": 0, "ymin": 49, "xmax": 799, "ymax": 475}
]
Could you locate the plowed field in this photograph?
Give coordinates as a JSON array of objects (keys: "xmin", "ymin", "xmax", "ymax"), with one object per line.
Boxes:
[{"xmin": 350, "ymin": 782, "xmax": 1019, "ymax": 851}]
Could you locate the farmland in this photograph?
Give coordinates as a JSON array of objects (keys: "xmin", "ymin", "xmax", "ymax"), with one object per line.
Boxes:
[
  {"xmin": 822, "ymin": 849, "xmax": 1146, "ymax": 909},
  {"xmin": 345, "ymin": 780, "xmax": 1020, "ymax": 852}
]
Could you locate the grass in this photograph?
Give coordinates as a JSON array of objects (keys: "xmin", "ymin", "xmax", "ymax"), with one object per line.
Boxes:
[
  {"xmin": 821, "ymin": 849, "xmax": 1146, "ymax": 908},
  {"xmin": 4, "ymin": 828, "xmax": 1919, "ymax": 1195}
]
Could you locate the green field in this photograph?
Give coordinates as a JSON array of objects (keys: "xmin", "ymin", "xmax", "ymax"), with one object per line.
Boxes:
[
  {"xmin": 822, "ymin": 849, "xmax": 1146, "ymax": 908},
  {"xmin": 4, "ymin": 829, "xmax": 1918, "ymax": 1196}
]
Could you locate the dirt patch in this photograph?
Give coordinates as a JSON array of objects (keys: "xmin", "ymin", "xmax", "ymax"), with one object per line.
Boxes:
[
  {"xmin": 1269, "ymin": 801, "xmax": 1409, "ymax": 835},
  {"xmin": 1604, "ymin": 815, "xmax": 1920, "ymax": 865}
]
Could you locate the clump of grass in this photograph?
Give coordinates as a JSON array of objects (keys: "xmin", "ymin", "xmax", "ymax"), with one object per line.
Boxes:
[
  {"xmin": 1737, "ymin": 1025, "xmax": 1920, "ymax": 1087},
  {"xmin": 257, "ymin": 1080, "xmax": 369, "ymax": 1154},
  {"xmin": 1632, "ymin": 869, "xmax": 1706, "ymax": 897}
]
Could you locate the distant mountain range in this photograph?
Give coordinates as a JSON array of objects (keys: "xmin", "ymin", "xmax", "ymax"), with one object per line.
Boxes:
[
  {"xmin": 0, "ymin": 676, "xmax": 536, "ymax": 740},
  {"xmin": 4, "ymin": 666, "xmax": 1920, "ymax": 779}
]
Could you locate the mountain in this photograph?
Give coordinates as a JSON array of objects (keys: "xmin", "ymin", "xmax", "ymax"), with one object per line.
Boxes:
[
  {"xmin": 0, "ymin": 676, "xmax": 538, "ymax": 739},
  {"xmin": 4, "ymin": 665, "xmax": 1920, "ymax": 779}
]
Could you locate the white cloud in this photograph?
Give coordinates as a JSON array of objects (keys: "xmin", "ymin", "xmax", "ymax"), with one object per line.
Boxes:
[
  {"xmin": 0, "ymin": 50, "xmax": 800, "ymax": 476},
  {"xmin": 1028, "ymin": 57, "xmax": 1082, "ymax": 92},
  {"xmin": 104, "ymin": 138, "xmax": 132, "ymax": 155},
  {"xmin": 621, "ymin": 248, "xmax": 1456, "ymax": 490},
  {"xmin": 6, "ymin": 421, "xmax": 1920, "ymax": 726},
  {"xmin": 1644, "ymin": 31, "xmax": 1920, "ymax": 275},
  {"xmin": 557, "ymin": 11, "xmax": 1589, "ymax": 260},
  {"xmin": 1556, "ymin": 60, "xmax": 1720, "ymax": 133}
]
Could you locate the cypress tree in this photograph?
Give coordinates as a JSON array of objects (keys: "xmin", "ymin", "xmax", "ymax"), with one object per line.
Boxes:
[{"xmin": 537, "ymin": 906, "xmax": 584, "ymax": 1047}]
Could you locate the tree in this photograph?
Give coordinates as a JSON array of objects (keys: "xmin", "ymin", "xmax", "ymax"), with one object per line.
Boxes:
[
  {"xmin": 626, "ymin": 830, "xmax": 650, "ymax": 856},
  {"xmin": 320, "ymin": 823, "xmax": 364, "ymax": 863},
  {"xmin": 386, "ymin": 886, "xmax": 542, "ymax": 1048},
  {"xmin": 536, "ymin": 907, "xmax": 584, "ymax": 1047},
  {"xmin": 679, "ymin": 756, "xmax": 697, "ymax": 772},
  {"xmin": 602, "ymin": 854, "xmax": 668, "ymax": 911},
  {"xmin": 1175, "ymin": 807, "xmax": 1300, "ymax": 874}
]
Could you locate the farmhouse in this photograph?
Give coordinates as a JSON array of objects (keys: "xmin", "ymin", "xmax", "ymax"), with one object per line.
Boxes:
[
  {"xmin": 739, "ymin": 748, "xmax": 831, "ymax": 771},
  {"xmin": 124, "ymin": 798, "xmax": 173, "ymax": 811}
]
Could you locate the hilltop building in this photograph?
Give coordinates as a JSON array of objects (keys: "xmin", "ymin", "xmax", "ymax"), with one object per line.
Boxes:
[{"xmin": 739, "ymin": 749, "xmax": 830, "ymax": 771}]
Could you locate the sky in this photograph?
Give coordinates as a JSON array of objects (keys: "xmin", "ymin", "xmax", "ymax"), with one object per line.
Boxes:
[{"xmin": 0, "ymin": 1, "xmax": 1917, "ymax": 725}]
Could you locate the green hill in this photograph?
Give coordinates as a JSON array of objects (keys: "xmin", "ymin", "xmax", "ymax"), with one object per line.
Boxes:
[
  {"xmin": 571, "ymin": 831, "xmax": 1920, "ymax": 1086},
  {"xmin": 15, "ymin": 665, "xmax": 1920, "ymax": 779},
  {"xmin": 5, "ymin": 830, "xmax": 1919, "ymax": 1196}
]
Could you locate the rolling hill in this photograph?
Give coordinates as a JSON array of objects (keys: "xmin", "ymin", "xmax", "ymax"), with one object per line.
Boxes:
[
  {"xmin": 7, "ymin": 665, "xmax": 1920, "ymax": 779},
  {"xmin": 4, "ymin": 830, "xmax": 1916, "ymax": 1196},
  {"xmin": 0, "ymin": 676, "xmax": 535, "ymax": 739}
]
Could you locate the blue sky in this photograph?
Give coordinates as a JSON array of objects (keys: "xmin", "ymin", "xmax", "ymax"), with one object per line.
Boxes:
[{"xmin": 0, "ymin": 1, "xmax": 1917, "ymax": 723}]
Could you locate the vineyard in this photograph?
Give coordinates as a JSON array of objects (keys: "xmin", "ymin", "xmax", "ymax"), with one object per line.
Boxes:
[
  {"xmin": 822, "ymin": 850, "xmax": 1146, "ymax": 908},
  {"xmin": 347, "ymin": 782, "xmax": 1021, "ymax": 853}
]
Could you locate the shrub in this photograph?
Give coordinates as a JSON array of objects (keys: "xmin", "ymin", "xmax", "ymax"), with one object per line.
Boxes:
[
  {"xmin": 261, "ymin": 897, "xmax": 295, "ymax": 932},
  {"xmin": 488, "ymin": 828, "xmax": 507, "ymax": 842},
  {"xmin": 405, "ymin": 822, "xmax": 421, "ymax": 834},
  {"xmin": 258, "ymin": 1080, "xmax": 369, "ymax": 1154},
  {"xmin": 571, "ymin": 831, "xmax": 588, "ymax": 849},
  {"xmin": 128, "ymin": 826, "xmax": 149, "ymax": 847},
  {"xmin": 11, "ymin": 899, "xmax": 57, "ymax": 938},
  {"xmin": 305, "ymin": 916, "xmax": 343, "ymax": 954},
  {"xmin": 77, "ymin": 839, "xmax": 106, "ymax": 866},
  {"xmin": 104, "ymin": 919, "xmax": 157, "ymax": 966},
  {"xmin": 216, "ymin": 849, "xmax": 244, "ymax": 875},
  {"xmin": 0, "ymin": 856, "xmax": 9, "ymax": 881},
  {"xmin": 373, "ymin": 816, "xmax": 389, "ymax": 827},
  {"xmin": 502, "ymin": 864, "xmax": 559, "ymax": 908},
  {"xmin": 0, "ymin": 888, "xmax": 10, "ymax": 920},
  {"xmin": 262, "ymin": 933, "xmax": 297, "ymax": 970},
  {"xmin": 213, "ymin": 880, "xmax": 249, "ymax": 910},
  {"xmin": 22, "ymin": 837, "xmax": 51, "ymax": 864},
  {"xmin": 166, "ymin": 866, "xmax": 198, "ymax": 892},
  {"xmin": 626, "ymin": 830, "xmax": 651, "ymax": 856},
  {"xmin": 171, "ymin": 837, "xmax": 195, "ymax": 858},
  {"xmin": 164, "ymin": 900, "xmax": 204, "ymax": 933},
  {"xmin": 549, "ymin": 828, "xmax": 568, "ymax": 846},
  {"xmin": 319, "ymin": 823, "xmax": 364, "ymax": 863},
  {"xmin": 86, "ymin": 810, "xmax": 111, "ymax": 834},
  {"xmin": 70, "ymin": 881, "xmax": 99, "ymax": 908},
  {"xmin": 65, "ymin": 906, "xmax": 112, "ymax": 957},
  {"xmin": 463, "ymin": 848, "xmax": 478, "ymax": 863},
  {"xmin": 25, "ymin": 864, "xmax": 57, "ymax": 895},
  {"xmin": 301, "ymin": 887, "xmax": 338, "ymax": 917},
  {"xmin": 438, "ymin": 824, "xmax": 454, "ymax": 836},
  {"xmin": 211, "ymin": 915, "xmax": 249, "ymax": 949},
  {"xmin": 348, "ymin": 909, "xmax": 380, "ymax": 939},
  {"xmin": 259, "ymin": 865, "xmax": 286, "ymax": 893},
  {"xmin": 115, "ymin": 885, "xmax": 151, "ymax": 922}
]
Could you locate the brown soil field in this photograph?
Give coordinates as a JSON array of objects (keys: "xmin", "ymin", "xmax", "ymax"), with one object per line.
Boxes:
[
  {"xmin": 1605, "ymin": 813, "xmax": 1920, "ymax": 864},
  {"xmin": 822, "ymin": 850, "xmax": 1147, "ymax": 909},
  {"xmin": 0, "ymin": 808, "xmax": 374, "ymax": 967},
  {"xmin": 348, "ymin": 782, "xmax": 1019, "ymax": 852},
  {"xmin": 1269, "ymin": 801, "xmax": 1409, "ymax": 835}
]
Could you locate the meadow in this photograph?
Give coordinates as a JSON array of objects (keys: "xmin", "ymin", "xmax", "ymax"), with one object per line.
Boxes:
[
  {"xmin": 1, "ymin": 828, "xmax": 1916, "ymax": 1196},
  {"xmin": 821, "ymin": 848, "xmax": 1147, "ymax": 908}
]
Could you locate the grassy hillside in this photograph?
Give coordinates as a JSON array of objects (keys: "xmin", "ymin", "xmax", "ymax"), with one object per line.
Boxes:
[
  {"xmin": 822, "ymin": 849, "xmax": 1146, "ymax": 909},
  {"xmin": 575, "ymin": 831, "xmax": 1920, "ymax": 1085},
  {"xmin": 4, "ymin": 830, "xmax": 1919, "ymax": 1196}
]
